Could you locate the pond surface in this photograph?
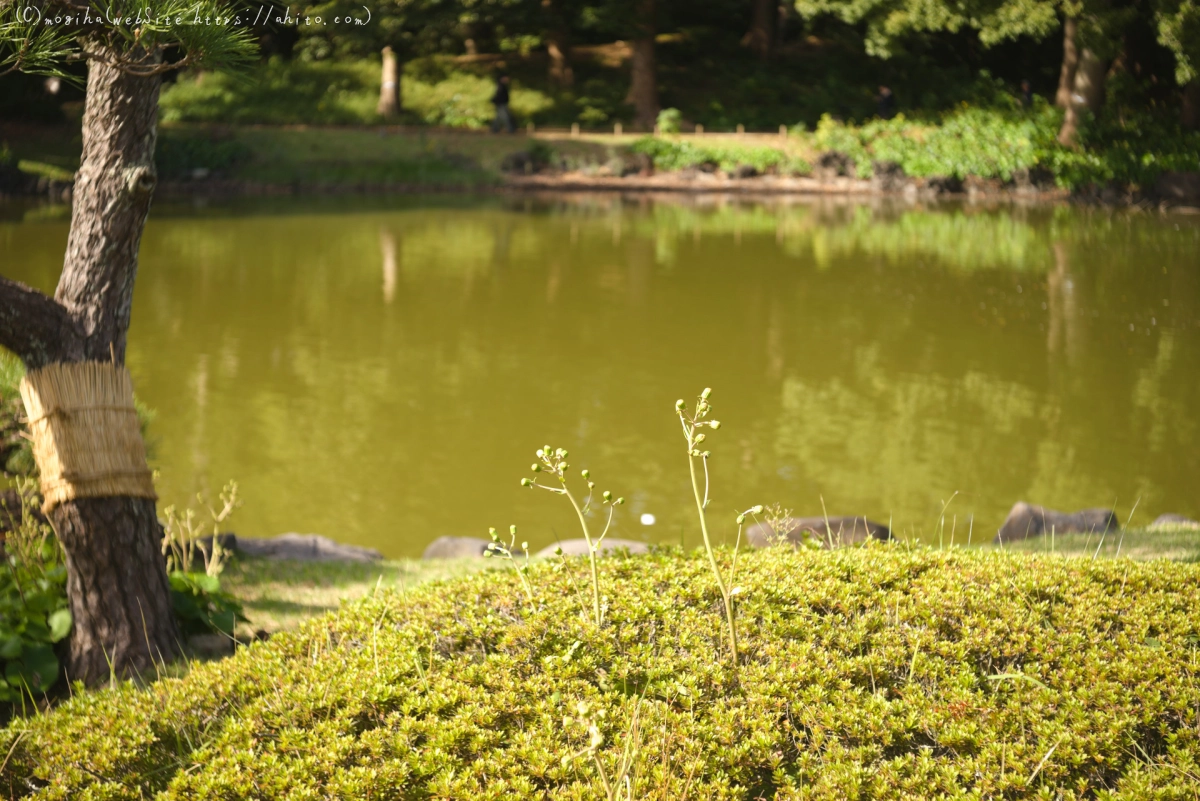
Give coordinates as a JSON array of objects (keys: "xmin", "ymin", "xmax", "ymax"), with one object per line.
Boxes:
[{"xmin": 3, "ymin": 195, "xmax": 1198, "ymax": 556}]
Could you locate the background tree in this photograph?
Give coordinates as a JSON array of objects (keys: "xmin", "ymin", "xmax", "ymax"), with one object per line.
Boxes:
[{"xmin": 0, "ymin": 0, "xmax": 254, "ymax": 684}]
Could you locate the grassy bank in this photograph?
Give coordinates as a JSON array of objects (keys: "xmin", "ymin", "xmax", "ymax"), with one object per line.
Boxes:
[
  {"xmin": 4, "ymin": 545, "xmax": 1200, "ymax": 799},
  {"xmin": 5, "ymin": 100, "xmax": 1198, "ymax": 198}
]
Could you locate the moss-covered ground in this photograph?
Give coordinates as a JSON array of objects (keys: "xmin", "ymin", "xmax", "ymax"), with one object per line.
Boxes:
[{"xmin": 4, "ymin": 544, "xmax": 1200, "ymax": 799}]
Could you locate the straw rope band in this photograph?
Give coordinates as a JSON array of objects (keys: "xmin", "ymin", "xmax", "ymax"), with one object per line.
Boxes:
[
  {"xmin": 18, "ymin": 361, "xmax": 157, "ymax": 514},
  {"xmin": 26, "ymin": 405, "xmax": 141, "ymax": 424}
]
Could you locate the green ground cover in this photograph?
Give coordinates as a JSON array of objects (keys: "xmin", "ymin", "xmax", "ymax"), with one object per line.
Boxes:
[{"xmin": 4, "ymin": 545, "xmax": 1200, "ymax": 799}]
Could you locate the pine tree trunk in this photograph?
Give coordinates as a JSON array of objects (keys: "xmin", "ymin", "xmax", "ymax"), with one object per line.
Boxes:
[
  {"xmin": 625, "ymin": 0, "xmax": 659, "ymax": 130},
  {"xmin": 1184, "ymin": 80, "xmax": 1200, "ymax": 130},
  {"xmin": 378, "ymin": 47, "xmax": 401, "ymax": 119},
  {"xmin": 741, "ymin": 0, "xmax": 775, "ymax": 59},
  {"xmin": 0, "ymin": 49, "xmax": 180, "ymax": 685}
]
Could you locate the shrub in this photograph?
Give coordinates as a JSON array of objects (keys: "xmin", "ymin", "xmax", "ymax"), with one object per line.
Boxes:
[
  {"xmin": 155, "ymin": 130, "xmax": 253, "ymax": 180},
  {"xmin": 159, "ymin": 57, "xmax": 554, "ymax": 130},
  {"xmin": 630, "ymin": 136, "xmax": 809, "ymax": 175},
  {"xmin": 0, "ymin": 482, "xmax": 70, "ymax": 707},
  {"xmin": 4, "ymin": 547, "xmax": 1199, "ymax": 799},
  {"xmin": 159, "ymin": 58, "xmax": 380, "ymax": 125},
  {"xmin": 807, "ymin": 105, "xmax": 1200, "ymax": 189},
  {"xmin": 656, "ymin": 107, "xmax": 683, "ymax": 134}
]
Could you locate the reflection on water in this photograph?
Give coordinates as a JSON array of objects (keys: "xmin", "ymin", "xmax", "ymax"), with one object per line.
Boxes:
[{"xmin": 3, "ymin": 195, "xmax": 1198, "ymax": 556}]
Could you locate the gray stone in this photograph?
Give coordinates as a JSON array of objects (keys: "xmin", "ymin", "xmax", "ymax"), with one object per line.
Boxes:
[
  {"xmin": 1154, "ymin": 171, "xmax": 1200, "ymax": 204},
  {"xmin": 234, "ymin": 533, "xmax": 383, "ymax": 562},
  {"xmin": 993, "ymin": 502, "xmax": 1119, "ymax": 544},
  {"xmin": 746, "ymin": 516, "xmax": 891, "ymax": 550},
  {"xmin": 536, "ymin": 538, "xmax": 649, "ymax": 558},
  {"xmin": 422, "ymin": 536, "xmax": 492, "ymax": 559},
  {"xmin": 1148, "ymin": 513, "xmax": 1200, "ymax": 530},
  {"xmin": 187, "ymin": 633, "xmax": 235, "ymax": 658}
]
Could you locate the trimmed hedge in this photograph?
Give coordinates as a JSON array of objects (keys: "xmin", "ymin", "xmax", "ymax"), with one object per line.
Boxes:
[{"xmin": 3, "ymin": 546, "xmax": 1200, "ymax": 799}]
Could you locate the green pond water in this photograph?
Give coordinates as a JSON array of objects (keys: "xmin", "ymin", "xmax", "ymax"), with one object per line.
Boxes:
[{"xmin": 2, "ymin": 195, "xmax": 1198, "ymax": 557}]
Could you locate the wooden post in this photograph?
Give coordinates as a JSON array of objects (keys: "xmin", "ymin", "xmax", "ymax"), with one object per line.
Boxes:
[
  {"xmin": 695, "ymin": 123, "xmax": 704, "ymax": 134},
  {"xmin": 571, "ymin": 122, "xmax": 580, "ymax": 137},
  {"xmin": 377, "ymin": 46, "xmax": 400, "ymax": 119},
  {"xmin": 736, "ymin": 123, "xmax": 745, "ymax": 135},
  {"xmin": 614, "ymin": 122, "xmax": 623, "ymax": 136}
]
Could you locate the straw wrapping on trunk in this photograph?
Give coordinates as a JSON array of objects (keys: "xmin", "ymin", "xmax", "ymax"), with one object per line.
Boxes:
[{"xmin": 18, "ymin": 361, "xmax": 156, "ymax": 514}]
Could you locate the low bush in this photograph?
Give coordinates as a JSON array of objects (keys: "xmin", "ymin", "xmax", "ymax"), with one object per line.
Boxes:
[
  {"xmin": 806, "ymin": 104, "xmax": 1200, "ymax": 189},
  {"xmin": 630, "ymin": 136, "xmax": 810, "ymax": 175},
  {"xmin": 0, "ymin": 483, "xmax": 70, "ymax": 707},
  {"xmin": 155, "ymin": 131, "xmax": 253, "ymax": 180},
  {"xmin": 159, "ymin": 58, "xmax": 380, "ymax": 125},
  {"xmin": 159, "ymin": 57, "xmax": 554, "ymax": 129},
  {"xmin": 4, "ymin": 546, "xmax": 1198, "ymax": 799}
]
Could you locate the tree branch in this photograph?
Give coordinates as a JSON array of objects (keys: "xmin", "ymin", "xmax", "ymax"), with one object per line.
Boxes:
[{"xmin": 0, "ymin": 276, "xmax": 83, "ymax": 368}]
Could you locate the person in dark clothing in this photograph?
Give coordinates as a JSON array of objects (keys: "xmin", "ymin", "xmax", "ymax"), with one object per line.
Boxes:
[
  {"xmin": 491, "ymin": 74, "xmax": 514, "ymax": 133},
  {"xmin": 1021, "ymin": 79, "xmax": 1034, "ymax": 109},
  {"xmin": 876, "ymin": 85, "xmax": 896, "ymax": 120}
]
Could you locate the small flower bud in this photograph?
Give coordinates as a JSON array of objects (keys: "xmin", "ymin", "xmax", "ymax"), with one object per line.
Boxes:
[
  {"xmin": 532, "ymin": 463, "xmax": 542, "ymax": 472},
  {"xmin": 616, "ymin": 497, "xmax": 625, "ymax": 505},
  {"xmin": 554, "ymin": 545, "xmax": 563, "ymax": 555},
  {"xmin": 737, "ymin": 514, "xmax": 746, "ymax": 525},
  {"xmin": 603, "ymin": 490, "xmax": 613, "ymax": 501},
  {"xmin": 510, "ymin": 524, "xmax": 518, "ymax": 535},
  {"xmin": 521, "ymin": 477, "xmax": 533, "ymax": 487},
  {"xmin": 675, "ymin": 399, "xmax": 686, "ymax": 411},
  {"xmin": 701, "ymin": 387, "xmax": 712, "ymax": 400},
  {"xmin": 581, "ymin": 469, "xmax": 590, "ymax": 479},
  {"xmin": 489, "ymin": 527, "xmax": 498, "ymax": 540},
  {"xmin": 710, "ymin": 420, "xmax": 721, "ymax": 430},
  {"xmin": 587, "ymin": 481, "xmax": 595, "ymax": 489},
  {"xmin": 695, "ymin": 433, "xmax": 706, "ymax": 443},
  {"xmin": 752, "ymin": 505, "xmax": 764, "ymax": 514},
  {"xmin": 536, "ymin": 448, "xmax": 545, "ymax": 458},
  {"xmin": 702, "ymin": 450, "xmax": 711, "ymax": 458},
  {"xmin": 521, "ymin": 541, "xmax": 529, "ymax": 551},
  {"xmin": 559, "ymin": 462, "xmax": 569, "ymax": 472}
]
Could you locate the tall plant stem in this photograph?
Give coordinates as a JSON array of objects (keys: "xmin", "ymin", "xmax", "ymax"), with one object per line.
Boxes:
[
  {"xmin": 688, "ymin": 454, "xmax": 737, "ymax": 663},
  {"xmin": 565, "ymin": 489, "xmax": 603, "ymax": 626}
]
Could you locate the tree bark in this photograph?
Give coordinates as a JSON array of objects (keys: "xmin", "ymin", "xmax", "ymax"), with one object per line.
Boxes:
[
  {"xmin": 1059, "ymin": 44, "xmax": 1108, "ymax": 147},
  {"xmin": 378, "ymin": 46, "xmax": 401, "ymax": 119},
  {"xmin": 625, "ymin": 0, "xmax": 659, "ymax": 130},
  {"xmin": 547, "ymin": 35, "xmax": 574, "ymax": 88},
  {"xmin": 741, "ymin": 0, "xmax": 775, "ymax": 60},
  {"xmin": 1056, "ymin": 17, "xmax": 1079, "ymax": 109},
  {"xmin": 1181, "ymin": 80, "xmax": 1199, "ymax": 130},
  {"xmin": 542, "ymin": 0, "xmax": 574, "ymax": 87},
  {"xmin": 0, "ymin": 48, "xmax": 180, "ymax": 685},
  {"xmin": 1074, "ymin": 48, "xmax": 1107, "ymax": 113}
]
